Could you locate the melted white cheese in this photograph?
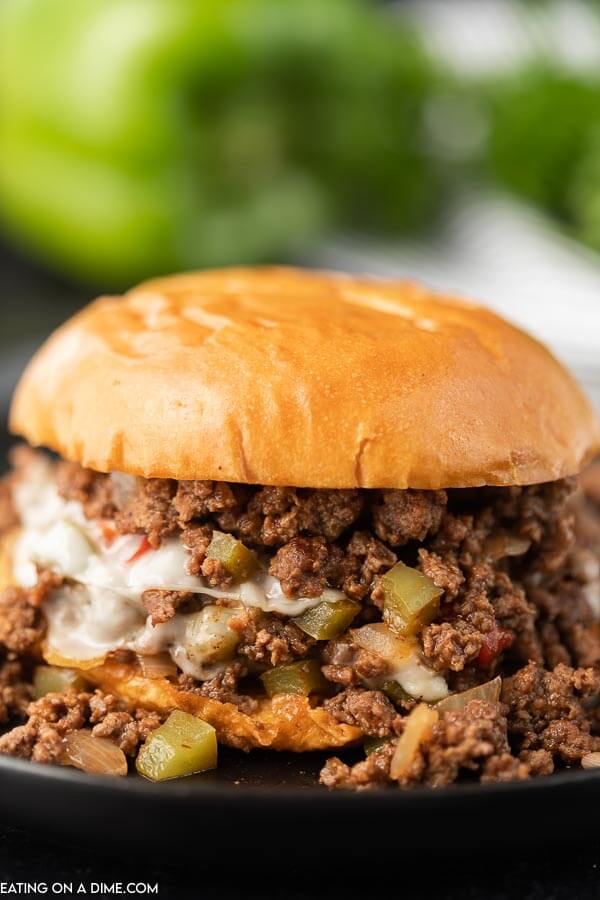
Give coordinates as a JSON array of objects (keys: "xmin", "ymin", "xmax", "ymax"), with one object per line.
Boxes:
[
  {"xmin": 133, "ymin": 606, "xmax": 241, "ymax": 680},
  {"xmin": 12, "ymin": 459, "xmax": 448, "ymax": 697},
  {"xmin": 11, "ymin": 459, "xmax": 341, "ymax": 675},
  {"xmin": 44, "ymin": 582, "xmax": 237, "ymax": 681},
  {"xmin": 44, "ymin": 583, "xmax": 146, "ymax": 661},
  {"xmin": 388, "ymin": 657, "xmax": 448, "ymax": 703}
]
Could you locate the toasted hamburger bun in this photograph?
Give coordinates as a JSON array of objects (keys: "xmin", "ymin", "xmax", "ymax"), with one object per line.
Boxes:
[
  {"xmin": 10, "ymin": 267, "xmax": 600, "ymax": 490},
  {"xmin": 6, "ymin": 267, "xmax": 600, "ymax": 757}
]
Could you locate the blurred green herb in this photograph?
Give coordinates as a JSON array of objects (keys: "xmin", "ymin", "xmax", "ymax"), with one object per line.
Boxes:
[
  {"xmin": 3, "ymin": 0, "xmax": 600, "ymax": 287},
  {"xmin": 481, "ymin": 65, "xmax": 600, "ymax": 232}
]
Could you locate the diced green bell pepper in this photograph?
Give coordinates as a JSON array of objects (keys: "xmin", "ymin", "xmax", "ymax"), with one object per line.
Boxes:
[
  {"xmin": 293, "ymin": 597, "xmax": 360, "ymax": 640},
  {"xmin": 136, "ymin": 710, "xmax": 217, "ymax": 782},
  {"xmin": 382, "ymin": 680, "xmax": 412, "ymax": 707},
  {"xmin": 364, "ymin": 736, "xmax": 391, "ymax": 756},
  {"xmin": 260, "ymin": 659, "xmax": 326, "ymax": 698},
  {"xmin": 381, "ymin": 563, "xmax": 442, "ymax": 637},
  {"xmin": 206, "ymin": 531, "xmax": 258, "ymax": 583},
  {"xmin": 33, "ymin": 665, "xmax": 86, "ymax": 699}
]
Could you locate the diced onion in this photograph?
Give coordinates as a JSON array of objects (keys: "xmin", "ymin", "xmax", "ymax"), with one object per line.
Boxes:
[
  {"xmin": 138, "ymin": 653, "xmax": 177, "ymax": 679},
  {"xmin": 61, "ymin": 729, "xmax": 128, "ymax": 776},
  {"xmin": 352, "ymin": 623, "xmax": 447, "ymax": 702},
  {"xmin": 390, "ymin": 704, "xmax": 438, "ymax": 781},
  {"xmin": 435, "ymin": 676, "xmax": 502, "ymax": 713},
  {"xmin": 485, "ymin": 534, "xmax": 531, "ymax": 561},
  {"xmin": 352, "ymin": 623, "xmax": 415, "ymax": 663},
  {"xmin": 184, "ymin": 606, "xmax": 239, "ymax": 665},
  {"xmin": 569, "ymin": 548, "xmax": 600, "ymax": 584},
  {"xmin": 581, "ymin": 752, "xmax": 600, "ymax": 770}
]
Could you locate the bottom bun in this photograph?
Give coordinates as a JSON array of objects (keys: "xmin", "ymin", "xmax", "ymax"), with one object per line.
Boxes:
[
  {"xmin": 0, "ymin": 531, "xmax": 361, "ymax": 752},
  {"xmin": 85, "ymin": 660, "xmax": 361, "ymax": 753}
]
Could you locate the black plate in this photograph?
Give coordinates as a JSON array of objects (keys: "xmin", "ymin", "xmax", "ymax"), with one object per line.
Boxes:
[
  {"xmin": 1, "ymin": 370, "xmax": 599, "ymax": 857},
  {"xmin": 0, "ymin": 749, "xmax": 599, "ymax": 854}
]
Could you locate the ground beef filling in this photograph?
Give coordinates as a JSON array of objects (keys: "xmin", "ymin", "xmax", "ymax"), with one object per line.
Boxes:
[
  {"xmin": 1, "ymin": 454, "xmax": 599, "ymax": 789},
  {"xmin": 321, "ymin": 699, "xmax": 531, "ymax": 790},
  {"xmin": 0, "ymin": 689, "xmax": 164, "ymax": 764}
]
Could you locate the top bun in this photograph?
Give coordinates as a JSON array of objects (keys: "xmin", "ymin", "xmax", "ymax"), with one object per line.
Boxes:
[{"xmin": 10, "ymin": 267, "xmax": 600, "ymax": 489}]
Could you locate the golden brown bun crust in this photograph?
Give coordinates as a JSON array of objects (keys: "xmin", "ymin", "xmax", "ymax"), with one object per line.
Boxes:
[
  {"xmin": 0, "ymin": 531, "xmax": 15, "ymax": 592},
  {"xmin": 86, "ymin": 660, "xmax": 361, "ymax": 753},
  {"xmin": 10, "ymin": 267, "xmax": 600, "ymax": 488}
]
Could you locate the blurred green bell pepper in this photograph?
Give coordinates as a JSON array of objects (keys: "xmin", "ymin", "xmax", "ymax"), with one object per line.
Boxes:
[{"xmin": 0, "ymin": 0, "xmax": 439, "ymax": 286}]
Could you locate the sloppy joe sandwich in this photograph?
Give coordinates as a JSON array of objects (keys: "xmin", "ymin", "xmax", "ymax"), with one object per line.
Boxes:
[{"xmin": 0, "ymin": 266, "xmax": 599, "ymax": 788}]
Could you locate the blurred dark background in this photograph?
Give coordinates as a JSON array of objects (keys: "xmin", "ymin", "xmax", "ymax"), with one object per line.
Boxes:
[{"xmin": 0, "ymin": 245, "xmax": 83, "ymax": 445}]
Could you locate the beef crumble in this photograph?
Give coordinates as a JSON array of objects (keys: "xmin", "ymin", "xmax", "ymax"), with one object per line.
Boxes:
[
  {"xmin": 268, "ymin": 536, "xmax": 345, "ymax": 598},
  {"xmin": 502, "ymin": 661, "xmax": 600, "ymax": 763},
  {"xmin": 116, "ymin": 479, "xmax": 179, "ymax": 548},
  {"xmin": 0, "ymin": 569, "xmax": 64, "ymax": 656},
  {"xmin": 0, "ymin": 688, "xmax": 164, "ymax": 764},
  {"xmin": 0, "ymin": 452, "xmax": 599, "ymax": 790},
  {"xmin": 321, "ymin": 636, "xmax": 389, "ymax": 688},
  {"xmin": 321, "ymin": 699, "xmax": 530, "ymax": 790},
  {"xmin": 372, "ymin": 489, "xmax": 447, "ymax": 546},
  {"xmin": 217, "ymin": 486, "xmax": 364, "ymax": 547},
  {"xmin": 181, "ymin": 524, "xmax": 213, "ymax": 576},
  {"xmin": 142, "ymin": 589, "xmax": 194, "ymax": 626},
  {"xmin": 174, "ymin": 480, "xmax": 238, "ymax": 523},
  {"xmin": 342, "ymin": 531, "xmax": 398, "ymax": 602},
  {"xmin": 229, "ymin": 608, "xmax": 315, "ymax": 668},
  {"xmin": 320, "ymin": 742, "xmax": 396, "ymax": 790},
  {"xmin": 179, "ymin": 663, "xmax": 258, "ymax": 715},
  {"xmin": 0, "ymin": 587, "xmax": 46, "ymax": 654},
  {"xmin": 55, "ymin": 462, "xmax": 117, "ymax": 521},
  {"xmin": 0, "ymin": 659, "xmax": 32, "ymax": 724},
  {"xmin": 56, "ymin": 466, "xmax": 366, "ymax": 556},
  {"xmin": 323, "ymin": 687, "xmax": 402, "ymax": 738}
]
